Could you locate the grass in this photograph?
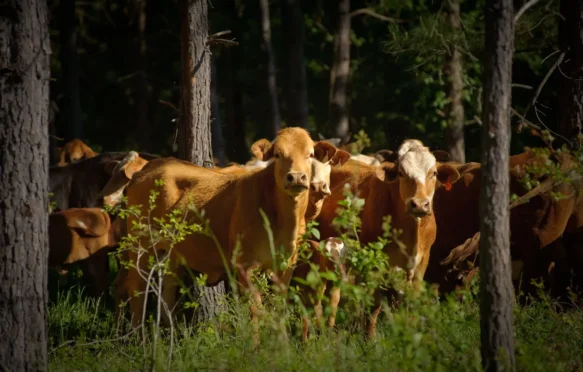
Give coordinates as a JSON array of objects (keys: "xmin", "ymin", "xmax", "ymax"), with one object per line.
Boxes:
[{"xmin": 47, "ymin": 281, "xmax": 583, "ymax": 372}]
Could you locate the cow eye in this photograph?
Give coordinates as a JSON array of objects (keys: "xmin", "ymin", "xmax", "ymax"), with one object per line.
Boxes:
[
  {"xmin": 433, "ymin": 171, "xmax": 437, "ymax": 177},
  {"xmin": 398, "ymin": 171, "xmax": 403, "ymax": 177},
  {"xmin": 309, "ymin": 153, "xmax": 314, "ymax": 158},
  {"xmin": 275, "ymin": 153, "xmax": 280, "ymax": 159}
]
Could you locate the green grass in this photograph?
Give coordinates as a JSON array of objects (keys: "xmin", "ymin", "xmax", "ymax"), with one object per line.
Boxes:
[{"xmin": 47, "ymin": 283, "xmax": 583, "ymax": 372}]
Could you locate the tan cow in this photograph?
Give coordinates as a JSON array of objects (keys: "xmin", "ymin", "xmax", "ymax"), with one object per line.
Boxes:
[
  {"xmin": 120, "ymin": 128, "xmax": 345, "ymax": 328},
  {"xmin": 56, "ymin": 139, "xmax": 98, "ymax": 167},
  {"xmin": 49, "ymin": 208, "xmax": 123, "ymax": 297},
  {"xmin": 317, "ymin": 139, "xmax": 460, "ymax": 337}
]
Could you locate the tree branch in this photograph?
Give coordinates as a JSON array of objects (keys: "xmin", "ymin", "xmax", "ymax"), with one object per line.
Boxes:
[
  {"xmin": 350, "ymin": 8, "xmax": 407, "ymax": 23},
  {"xmin": 514, "ymin": 0, "xmax": 543, "ymax": 23}
]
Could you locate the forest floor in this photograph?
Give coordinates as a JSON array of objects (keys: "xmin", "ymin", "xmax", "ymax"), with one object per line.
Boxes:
[{"xmin": 47, "ymin": 282, "xmax": 583, "ymax": 372}]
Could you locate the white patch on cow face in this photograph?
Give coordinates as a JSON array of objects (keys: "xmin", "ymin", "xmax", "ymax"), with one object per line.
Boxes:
[
  {"xmin": 311, "ymin": 159, "xmax": 331, "ymax": 185},
  {"xmin": 397, "ymin": 139, "xmax": 425, "ymax": 157},
  {"xmin": 399, "ymin": 149, "xmax": 436, "ymax": 186},
  {"xmin": 325, "ymin": 237, "xmax": 346, "ymax": 262}
]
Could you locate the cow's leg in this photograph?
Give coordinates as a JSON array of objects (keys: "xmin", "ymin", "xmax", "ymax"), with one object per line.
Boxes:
[
  {"xmin": 237, "ymin": 265, "xmax": 262, "ymax": 347},
  {"xmin": 327, "ymin": 286, "xmax": 341, "ymax": 329},
  {"xmin": 113, "ymin": 267, "xmax": 129, "ymax": 327},
  {"xmin": 366, "ymin": 290, "xmax": 382, "ymax": 339},
  {"xmin": 160, "ymin": 263, "xmax": 180, "ymax": 328}
]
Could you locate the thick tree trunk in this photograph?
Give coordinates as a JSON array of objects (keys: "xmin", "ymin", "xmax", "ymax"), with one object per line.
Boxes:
[
  {"xmin": 479, "ymin": 0, "xmax": 515, "ymax": 370},
  {"xmin": 0, "ymin": 0, "xmax": 51, "ymax": 370},
  {"xmin": 59, "ymin": 0, "xmax": 83, "ymax": 140},
  {"xmin": 558, "ymin": 0, "xmax": 583, "ymax": 143},
  {"xmin": 131, "ymin": 0, "xmax": 151, "ymax": 151},
  {"xmin": 281, "ymin": 0, "xmax": 309, "ymax": 128},
  {"xmin": 329, "ymin": 0, "xmax": 351, "ymax": 139},
  {"xmin": 443, "ymin": 0, "xmax": 466, "ymax": 163},
  {"xmin": 211, "ymin": 58, "xmax": 227, "ymax": 167},
  {"xmin": 179, "ymin": 0, "xmax": 226, "ymax": 324},
  {"xmin": 260, "ymin": 0, "xmax": 282, "ymax": 138}
]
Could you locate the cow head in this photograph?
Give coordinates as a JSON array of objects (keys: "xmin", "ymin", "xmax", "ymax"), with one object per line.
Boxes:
[
  {"xmin": 309, "ymin": 149, "xmax": 350, "ymax": 201},
  {"xmin": 251, "ymin": 128, "xmax": 342, "ymax": 197},
  {"xmin": 98, "ymin": 151, "xmax": 149, "ymax": 206},
  {"xmin": 385, "ymin": 140, "xmax": 460, "ymax": 218}
]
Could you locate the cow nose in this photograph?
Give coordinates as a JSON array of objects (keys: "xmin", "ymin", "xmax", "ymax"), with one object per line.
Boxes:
[
  {"xmin": 310, "ymin": 182, "xmax": 331, "ymax": 195},
  {"xmin": 285, "ymin": 172, "xmax": 309, "ymax": 189},
  {"xmin": 409, "ymin": 198, "xmax": 431, "ymax": 214}
]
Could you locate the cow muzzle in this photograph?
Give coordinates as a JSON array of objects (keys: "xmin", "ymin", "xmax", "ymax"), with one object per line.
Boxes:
[
  {"xmin": 284, "ymin": 171, "xmax": 309, "ymax": 192},
  {"xmin": 309, "ymin": 182, "xmax": 331, "ymax": 197},
  {"xmin": 407, "ymin": 197, "xmax": 432, "ymax": 217}
]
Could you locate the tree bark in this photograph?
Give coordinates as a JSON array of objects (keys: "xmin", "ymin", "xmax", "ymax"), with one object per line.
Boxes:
[
  {"xmin": 59, "ymin": 0, "xmax": 83, "ymax": 140},
  {"xmin": 260, "ymin": 0, "xmax": 282, "ymax": 138},
  {"xmin": 329, "ymin": 0, "xmax": 351, "ymax": 139},
  {"xmin": 558, "ymin": 0, "xmax": 583, "ymax": 143},
  {"xmin": 131, "ymin": 0, "xmax": 151, "ymax": 151},
  {"xmin": 179, "ymin": 0, "xmax": 226, "ymax": 324},
  {"xmin": 0, "ymin": 0, "xmax": 51, "ymax": 370},
  {"xmin": 211, "ymin": 57, "xmax": 227, "ymax": 167},
  {"xmin": 479, "ymin": 0, "xmax": 516, "ymax": 370},
  {"xmin": 281, "ymin": 0, "xmax": 309, "ymax": 128},
  {"xmin": 443, "ymin": 0, "xmax": 466, "ymax": 163}
]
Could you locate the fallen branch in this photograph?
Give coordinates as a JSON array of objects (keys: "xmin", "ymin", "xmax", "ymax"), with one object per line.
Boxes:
[
  {"xmin": 206, "ymin": 38, "xmax": 239, "ymax": 47},
  {"xmin": 350, "ymin": 8, "xmax": 407, "ymax": 23},
  {"xmin": 159, "ymin": 100, "xmax": 179, "ymax": 112},
  {"xmin": 514, "ymin": 0, "xmax": 543, "ymax": 23}
]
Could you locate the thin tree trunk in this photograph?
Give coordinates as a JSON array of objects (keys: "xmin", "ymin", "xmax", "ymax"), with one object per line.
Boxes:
[
  {"xmin": 329, "ymin": 0, "xmax": 351, "ymax": 139},
  {"xmin": 131, "ymin": 0, "xmax": 151, "ymax": 151},
  {"xmin": 179, "ymin": 0, "xmax": 225, "ymax": 324},
  {"xmin": 260, "ymin": 0, "xmax": 282, "ymax": 138},
  {"xmin": 0, "ymin": 0, "xmax": 51, "ymax": 369},
  {"xmin": 444, "ymin": 0, "xmax": 466, "ymax": 163},
  {"xmin": 211, "ymin": 57, "xmax": 227, "ymax": 167},
  {"xmin": 59, "ymin": 0, "xmax": 83, "ymax": 140},
  {"xmin": 479, "ymin": 0, "xmax": 515, "ymax": 369},
  {"xmin": 558, "ymin": 0, "xmax": 583, "ymax": 143},
  {"xmin": 281, "ymin": 0, "xmax": 309, "ymax": 128}
]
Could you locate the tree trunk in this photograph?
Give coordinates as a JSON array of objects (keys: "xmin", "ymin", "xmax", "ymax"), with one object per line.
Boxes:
[
  {"xmin": 558, "ymin": 0, "xmax": 583, "ymax": 143},
  {"xmin": 211, "ymin": 57, "xmax": 227, "ymax": 167},
  {"xmin": 179, "ymin": 0, "xmax": 226, "ymax": 324},
  {"xmin": 59, "ymin": 0, "xmax": 83, "ymax": 140},
  {"xmin": 131, "ymin": 0, "xmax": 151, "ymax": 151},
  {"xmin": 328, "ymin": 0, "xmax": 351, "ymax": 139},
  {"xmin": 479, "ymin": 0, "xmax": 515, "ymax": 370},
  {"xmin": 443, "ymin": 0, "xmax": 466, "ymax": 163},
  {"xmin": 0, "ymin": 0, "xmax": 50, "ymax": 370},
  {"xmin": 260, "ymin": 0, "xmax": 282, "ymax": 138},
  {"xmin": 281, "ymin": 0, "xmax": 309, "ymax": 128}
]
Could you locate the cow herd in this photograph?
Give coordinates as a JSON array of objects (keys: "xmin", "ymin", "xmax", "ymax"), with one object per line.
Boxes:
[{"xmin": 48, "ymin": 129, "xmax": 583, "ymax": 341}]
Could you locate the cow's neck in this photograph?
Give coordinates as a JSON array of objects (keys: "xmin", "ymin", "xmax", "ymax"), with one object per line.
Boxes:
[{"xmin": 257, "ymin": 164, "xmax": 309, "ymax": 254}]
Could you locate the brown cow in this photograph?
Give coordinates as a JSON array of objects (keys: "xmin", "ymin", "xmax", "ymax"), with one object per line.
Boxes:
[
  {"xmin": 56, "ymin": 139, "xmax": 98, "ymax": 167},
  {"xmin": 49, "ymin": 208, "xmax": 123, "ymax": 297},
  {"xmin": 428, "ymin": 150, "xmax": 578, "ymax": 297},
  {"xmin": 120, "ymin": 128, "xmax": 345, "ymax": 329},
  {"xmin": 317, "ymin": 139, "xmax": 460, "ymax": 337}
]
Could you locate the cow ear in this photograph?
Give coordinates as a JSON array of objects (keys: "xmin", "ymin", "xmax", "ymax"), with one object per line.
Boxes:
[
  {"xmin": 329, "ymin": 150, "xmax": 351, "ymax": 166},
  {"xmin": 375, "ymin": 149, "xmax": 398, "ymax": 163},
  {"xmin": 314, "ymin": 141, "xmax": 337, "ymax": 162},
  {"xmin": 251, "ymin": 139, "xmax": 274, "ymax": 161},
  {"xmin": 437, "ymin": 164, "xmax": 461, "ymax": 191},
  {"xmin": 432, "ymin": 150, "xmax": 450, "ymax": 162},
  {"xmin": 123, "ymin": 158, "xmax": 148, "ymax": 179},
  {"xmin": 383, "ymin": 163, "xmax": 399, "ymax": 182},
  {"xmin": 104, "ymin": 161, "xmax": 120, "ymax": 175}
]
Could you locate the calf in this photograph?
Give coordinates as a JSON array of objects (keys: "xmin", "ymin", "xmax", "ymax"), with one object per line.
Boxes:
[
  {"xmin": 56, "ymin": 139, "xmax": 98, "ymax": 167},
  {"xmin": 317, "ymin": 139, "xmax": 460, "ymax": 336},
  {"xmin": 121, "ymin": 128, "xmax": 345, "ymax": 330},
  {"xmin": 49, "ymin": 208, "xmax": 123, "ymax": 297}
]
